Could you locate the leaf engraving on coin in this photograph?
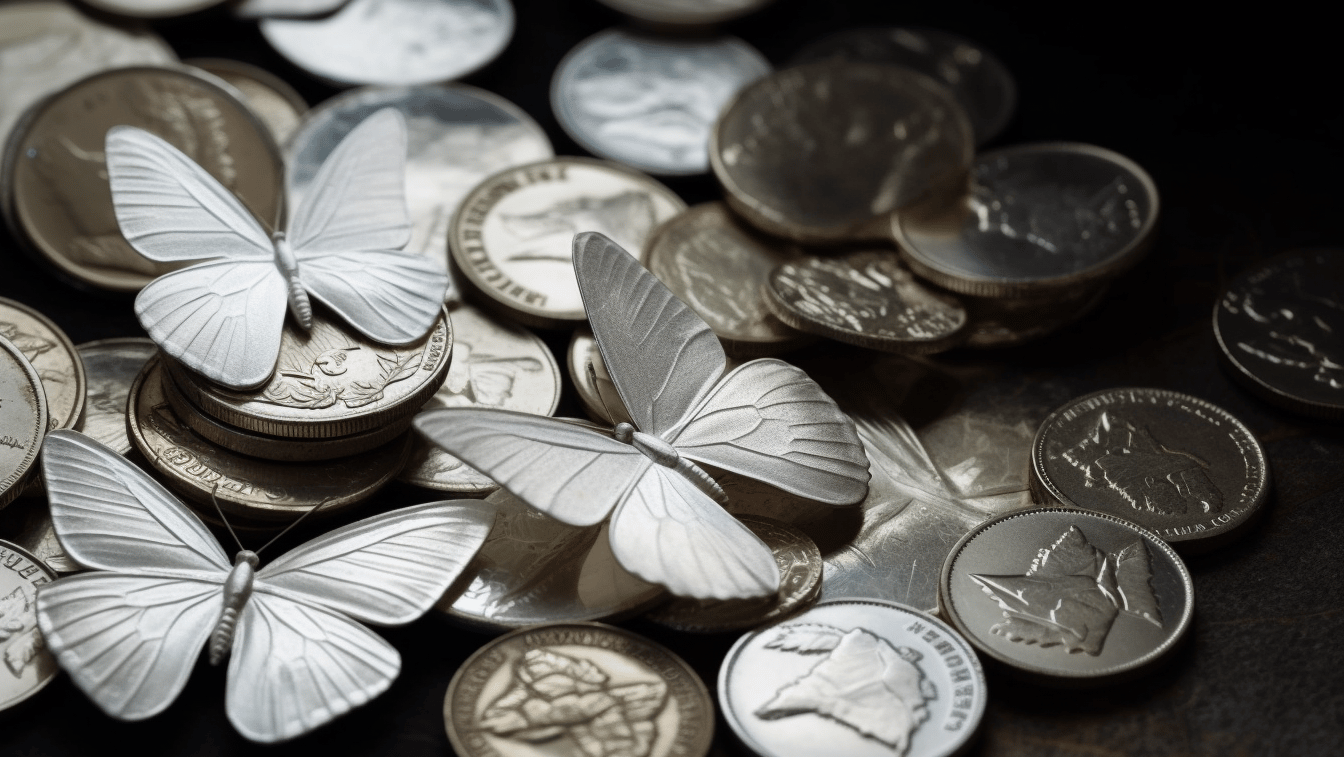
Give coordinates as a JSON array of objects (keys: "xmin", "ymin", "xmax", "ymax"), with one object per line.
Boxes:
[{"xmin": 0, "ymin": 584, "xmax": 45, "ymax": 677}]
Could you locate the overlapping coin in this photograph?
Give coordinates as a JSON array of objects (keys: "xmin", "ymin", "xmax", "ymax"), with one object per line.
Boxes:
[
  {"xmin": 0, "ymin": 540, "xmax": 59, "ymax": 711},
  {"xmin": 0, "ymin": 335, "xmax": 47, "ymax": 509}
]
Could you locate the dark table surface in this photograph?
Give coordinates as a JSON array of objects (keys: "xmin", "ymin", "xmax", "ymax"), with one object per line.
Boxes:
[{"xmin": 2, "ymin": 1, "xmax": 1342, "ymax": 755}]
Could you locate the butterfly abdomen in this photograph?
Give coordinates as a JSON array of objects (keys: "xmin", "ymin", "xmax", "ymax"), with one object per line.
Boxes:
[
  {"xmin": 626, "ymin": 427, "xmax": 730, "ymax": 505},
  {"xmin": 271, "ymin": 232, "xmax": 313, "ymax": 329},
  {"xmin": 675, "ymin": 457, "xmax": 730, "ymax": 505},
  {"xmin": 210, "ymin": 551, "xmax": 259, "ymax": 666}
]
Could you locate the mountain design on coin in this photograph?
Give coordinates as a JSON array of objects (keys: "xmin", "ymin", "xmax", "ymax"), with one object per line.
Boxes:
[
  {"xmin": 0, "ymin": 585, "xmax": 44, "ymax": 677},
  {"xmin": 755, "ymin": 623, "xmax": 936, "ymax": 755},
  {"xmin": 970, "ymin": 526, "xmax": 1162, "ymax": 655},
  {"xmin": 479, "ymin": 646, "xmax": 668, "ymax": 757},
  {"xmin": 1061, "ymin": 411, "xmax": 1222, "ymax": 515}
]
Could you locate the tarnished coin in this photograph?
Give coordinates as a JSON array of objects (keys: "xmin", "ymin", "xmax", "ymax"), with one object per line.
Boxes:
[
  {"xmin": 0, "ymin": 298, "xmax": 84, "ymax": 431},
  {"xmin": 8, "ymin": 66, "xmax": 283, "ymax": 293},
  {"xmin": 793, "ymin": 27, "xmax": 1016, "ymax": 145},
  {"xmin": 436, "ymin": 489, "xmax": 663, "ymax": 631},
  {"xmin": 82, "ymin": 0, "xmax": 223, "ymax": 18},
  {"xmin": 720, "ymin": 599, "xmax": 986, "ymax": 757},
  {"xmin": 167, "ymin": 305, "xmax": 451, "ymax": 438},
  {"xmin": 445, "ymin": 622, "xmax": 713, "ymax": 757},
  {"xmin": 552, "ymin": 29, "xmax": 770, "ymax": 176},
  {"xmin": 185, "ymin": 58, "xmax": 307, "ymax": 145},
  {"xmin": 646, "ymin": 515, "xmax": 821, "ymax": 633},
  {"xmin": 401, "ymin": 304, "xmax": 561, "ymax": 493},
  {"xmin": 261, "ymin": 0, "xmax": 515, "ymax": 86},
  {"xmin": 1031, "ymin": 388, "xmax": 1270, "ymax": 550},
  {"xmin": 129, "ymin": 357, "xmax": 410, "ymax": 521},
  {"xmin": 73, "ymin": 337, "xmax": 157, "ymax": 455},
  {"xmin": 450, "ymin": 157, "xmax": 686, "ymax": 327},
  {"xmin": 1214, "ymin": 248, "xmax": 1344, "ymax": 419},
  {"xmin": 595, "ymin": 0, "xmax": 776, "ymax": 26},
  {"xmin": 644, "ymin": 203, "xmax": 810, "ymax": 356},
  {"xmin": 567, "ymin": 328, "xmax": 634, "ymax": 426},
  {"xmin": 939, "ymin": 508, "xmax": 1193, "ymax": 685},
  {"xmin": 764, "ymin": 250, "xmax": 968, "ymax": 354},
  {"xmin": 894, "ymin": 142, "xmax": 1159, "ymax": 298},
  {"xmin": 0, "ymin": 497, "xmax": 77, "ymax": 573},
  {"xmin": 287, "ymin": 84, "xmax": 552, "ymax": 302},
  {"xmin": 0, "ymin": 336, "xmax": 47, "ymax": 510},
  {"xmin": 961, "ymin": 283, "xmax": 1109, "ymax": 348},
  {"xmin": 0, "ymin": 540, "xmax": 59, "ymax": 711},
  {"xmin": 712, "ymin": 61, "xmax": 974, "ymax": 244}
]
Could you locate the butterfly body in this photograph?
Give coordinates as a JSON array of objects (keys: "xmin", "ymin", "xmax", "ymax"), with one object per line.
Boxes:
[
  {"xmin": 269, "ymin": 231, "xmax": 314, "ymax": 329},
  {"xmin": 209, "ymin": 551, "xmax": 260, "ymax": 666},
  {"xmin": 615, "ymin": 422, "xmax": 730, "ymax": 504}
]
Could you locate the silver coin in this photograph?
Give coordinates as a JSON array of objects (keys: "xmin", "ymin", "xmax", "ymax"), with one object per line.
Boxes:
[
  {"xmin": 0, "ymin": 540, "xmax": 59, "ymax": 711},
  {"xmin": 595, "ymin": 0, "xmax": 776, "ymax": 26},
  {"xmin": 0, "ymin": 335, "xmax": 47, "ymax": 510},
  {"xmin": 720, "ymin": 599, "xmax": 986, "ymax": 757},
  {"xmin": 287, "ymin": 84, "xmax": 552, "ymax": 303},
  {"xmin": 435, "ymin": 489, "xmax": 664, "ymax": 632},
  {"xmin": 712, "ymin": 61, "xmax": 974, "ymax": 244},
  {"xmin": 261, "ymin": 0, "xmax": 515, "ymax": 86},
  {"xmin": 894, "ymin": 142, "xmax": 1159, "ymax": 298},
  {"xmin": 0, "ymin": 298, "xmax": 85, "ymax": 432},
  {"xmin": 793, "ymin": 27, "xmax": 1016, "ymax": 145},
  {"xmin": 566, "ymin": 328, "xmax": 634, "ymax": 427},
  {"xmin": 73, "ymin": 337, "xmax": 157, "ymax": 456},
  {"xmin": 83, "ymin": 0, "xmax": 223, "ymax": 17},
  {"xmin": 232, "ymin": 0, "xmax": 350, "ymax": 18},
  {"xmin": 1214, "ymin": 248, "xmax": 1344, "ymax": 419},
  {"xmin": 1031, "ymin": 387, "xmax": 1271, "ymax": 550},
  {"xmin": 0, "ymin": 497, "xmax": 77, "ymax": 573},
  {"xmin": 939, "ymin": 508, "xmax": 1193, "ymax": 684},
  {"xmin": 400, "ymin": 303, "xmax": 561, "ymax": 493},
  {"xmin": 961, "ymin": 282, "xmax": 1109, "ymax": 348},
  {"xmin": 186, "ymin": 58, "xmax": 308, "ymax": 146},
  {"xmin": 552, "ymin": 29, "xmax": 770, "ymax": 176}
]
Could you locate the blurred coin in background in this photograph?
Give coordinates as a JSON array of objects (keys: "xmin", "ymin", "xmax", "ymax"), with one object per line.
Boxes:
[
  {"xmin": 596, "ymin": 0, "xmax": 776, "ymax": 26},
  {"xmin": 232, "ymin": 0, "xmax": 350, "ymax": 18},
  {"xmin": 186, "ymin": 58, "xmax": 308, "ymax": 145}
]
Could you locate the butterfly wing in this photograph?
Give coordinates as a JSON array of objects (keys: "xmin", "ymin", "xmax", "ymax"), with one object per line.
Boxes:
[
  {"xmin": 671, "ymin": 359, "xmax": 871, "ymax": 505},
  {"xmin": 414, "ymin": 409, "xmax": 652, "ymax": 527},
  {"xmin": 296, "ymin": 249, "xmax": 448, "ymax": 345},
  {"xmin": 573, "ymin": 231, "xmax": 726, "ymax": 436}
]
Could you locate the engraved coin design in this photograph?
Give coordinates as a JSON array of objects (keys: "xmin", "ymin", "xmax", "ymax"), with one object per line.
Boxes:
[
  {"xmin": 552, "ymin": 29, "xmax": 770, "ymax": 176},
  {"xmin": 646, "ymin": 515, "xmax": 821, "ymax": 633},
  {"xmin": 73, "ymin": 337, "xmax": 157, "ymax": 455},
  {"xmin": 764, "ymin": 250, "xmax": 967, "ymax": 354},
  {"xmin": 168, "ymin": 305, "xmax": 451, "ymax": 439},
  {"xmin": 595, "ymin": 0, "xmax": 776, "ymax": 26},
  {"xmin": 567, "ymin": 328, "xmax": 635, "ymax": 426},
  {"xmin": 939, "ymin": 508, "xmax": 1193, "ymax": 684},
  {"xmin": 9, "ymin": 66, "xmax": 284, "ymax": 293},
  {"xmin": 961, "ymin": 282, "xmax": 1109, "ymax": 348},
  {"xmin": 446, "ymin": 622, "xmax": 713, "ymax": 757},
  {"xmin": 720, "ymin": 599, "xmax": 986, "ymax": 757},
  {"xmin": 186, "ymin": 58, "xmax": 308, "ymax": 146},
  {"xmin": 894, "ymin": 142, "xmax": 1158, "ymax": 298},
  {"xmin": 1031, "ymin": 388, "xmax": 1270, "ymax": 550},
  {"xmin": 451, "ymin": 158, "xmax": 686, "ymax": 327},
  {"xmin": 0, "ymin": 298, "xmax": 84, "ymax": 431},
  {"xmin": 129, "ymin": 357, "xmax": 410, "ymax": 521},
  {"xmin": 0, "ymin": 540, "xmax": 58, "ymax": 711},
  {"xmin": 793, "ymin": 27, "xmax": 1016, "ymax": 145},
  {"xmin": 1214, "ymin": 248, "xmax": 1344, "ymax": 419},
  {"xmin": 401, "ymin": 304, "xmax": 561, "ymax": 493},
  {"xmin": 712, "ymin": 61, "xmax": 974, "ymax": 244},
  {"xmin": 261, "ymin": 0, "xmax": 514, "ymax": 86},
  {"xmin": 0, "ymin": 336, "xmax": 47, "ymax": 509},
  {"xmin": 287, "ymin": 84, "xmax": 552, "ymax": 301},
  {"xmin": 436, "ymin": 489, "xmax": 663, "ymax": 631},
  {"xmin": 0, "ymin": 497, "xmax": 77, "ymax": 573}
]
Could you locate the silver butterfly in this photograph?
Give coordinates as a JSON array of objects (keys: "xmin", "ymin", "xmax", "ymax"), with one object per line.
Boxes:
[
  {"xmin": 107, "ymin": 108, "xmax": 447, "ymax": 390},
  {"xmin": 34, "ymin": 430, "xmax": 493, "ymax": 743},
  {"xmin": 415, "ymin": 232, "xmax": 872, "ymax": 600}
]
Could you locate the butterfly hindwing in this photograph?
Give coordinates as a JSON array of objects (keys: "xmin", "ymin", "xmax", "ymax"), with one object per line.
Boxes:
[{"xmin": 297, "ymin": 249, "xmax": 448, "ymax": 345}]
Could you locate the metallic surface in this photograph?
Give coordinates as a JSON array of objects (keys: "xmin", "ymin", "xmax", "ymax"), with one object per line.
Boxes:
[
  {"xmin": 82, "ymin": 0, "xmax": 224, "ymax": 17},
  {"xmin": 0, "ymin": 540, "xmax": 58, "ymax": 712},
  {"xmin": 444, "ymin": 622, "xmax": 713, "ymax": 757},
  {"xmin": 260, "ymin": 0, "xmax": 515, "ymax": 86},
  {"xmin": 764, "ymin": 250, "xmax": 968, "ymax": 354},
  {"xmin": 551, "ymin": 29, "xmax": 770, "ymax": 176},
  {"xmin": 719, "ymin": 599, "xmax": 986, "ymax": 757},
  {"xmin": 0, "ymin": 297, "xmax": 84, "ymax": 431},
  {"xmin": 894, "ymin": 142, "xmax": 1159, "ymax": 297},
  {"xmin": 186, "ymin": 58, "xmax": 308, "ymax": 146},
  {"xmin": 711, "ymin": 61, "xmax": 974, "ymax": 244},
  {"xmin": 595, "ymin": 0, "xmax": 775, "ymax": 26},
  {"xmin": 449, "ymin": 158, "xmax": 685, "ymax": 327},
  {"xmin": 1031, "ymin": 387, "xmax": 1271, "ymax": 550},
  {"xmin": 72, "ymin": 337, "xmax": 157, "ymax": 455},
  {"xmin": 232, "ymin": 0, "xmax": 350, "ymax": 17},
  {"xmin": 0, "ymin": 335, "xmax": 47, "ymax": 509},
  {"xmin": 939, "ymin": 508, "xmax": 1194, "ymax": 685},
  {"xmin": 567, "ymin": 328, "xmax": 635, "ymax": 427},
  {"xmin": 0, "ymin": 497, "xmax": 78, "ymax": 573},
  {"xmin": 960, "ymin": 282, "xmax": 1109, "ymax": 348}
]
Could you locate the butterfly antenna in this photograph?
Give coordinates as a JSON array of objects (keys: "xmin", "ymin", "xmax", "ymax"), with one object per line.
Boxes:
[
  {"xmin": 587, "ymin": 360, "xmax": 618, "ymax": 427},
  {"xmin": 210, "ymin": 484, "xmax": 246, "ymax": 554},
  {"xmin": 254, "ymin": 497, "xmax": 334, "ymax": 557}
]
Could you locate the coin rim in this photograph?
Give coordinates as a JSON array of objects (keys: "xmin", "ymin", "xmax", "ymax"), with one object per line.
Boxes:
[
  {"xmin": 0, "ymin": 335, "xmax": 49, "ymax": 509},
  {"xmin": 0, "ymin": 538, "xmax": 59, "ymax": 710},
  {"xmin": 0, "ymin": 297, "xmax": 86, "ymax": 431},
  {"xmin": 185, "ymin": 57, "xmax": 310, "ymax": 141},
  {"xmin": 595, "ymin": 0, "xmax": 775, "ymax": 26}
]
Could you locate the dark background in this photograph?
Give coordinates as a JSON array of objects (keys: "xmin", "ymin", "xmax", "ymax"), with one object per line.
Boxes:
[{"xmin": 3, "ymin": 0, "xmax": 1342, "ymax": 755}]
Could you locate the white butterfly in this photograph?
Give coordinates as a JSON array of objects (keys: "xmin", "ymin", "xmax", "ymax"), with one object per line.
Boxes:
[
  {"xmin": 34, "ymin": 430, "xmax": 494, "ymax": 743},
  {"xmin": 415, "ymin": 232, "xmax": 872, "ymax": 600},
  {"xmin": 106, "ymin": 108, "xmax": 448, "ymax": 390}
]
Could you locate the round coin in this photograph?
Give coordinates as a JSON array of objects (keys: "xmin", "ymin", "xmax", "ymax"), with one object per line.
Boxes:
[
  {"xmin": 450, "ymin": 157, "xmax": 686, "ymax": 327},
  {"xmin": 961, "ymin": 282, "xmax": 1109, "ymax": 348},
  {"xmin": 764, "ymin": 249, "xmax": 968, "ymax": 354},
  {"xmin": 893, "ymin": 142, "xmax": 1158, "ymax": 298},
  {"xmin": 567, "ymin": 328, "xmax": 634, "ymax": 426},
  {"xmin": 552, "ymin": 29, "xmax": 770, "ymax": 176},
  {"xmin": 8, "ymin": 66, "xmax": 284, "ymax": 293},
  {"xmin": 73, "ymin": 337, "xmax": 158, "ymax": 455},
  {"xmin": 711, "ymin": 61, "xmax": 974, "ymax": 244},
  {"xmin": 1213, "ymin": 248, "xmax": 1344, "ymax": 419},
  {"xmin": 232, "ymin": 0, "xmax": 349, "ymax": 18},
  {"xmin": 1030, "ymin": 388, "xmax": 1270, "ymax": 550},
  {"xmin": 793, "ymin": 27, "xmax": 1016, "ymax": 145},
  {"xmin": 0, "ymin": 336, "xmax": 47, "ymax": 509},
  {"xmin": 185, "ymin": 58, "xmax": 308, "ymax": 145},
  {"xmin": 261, "ymin": 0, "xmax": 514, "ymax": 87},
  {"xmin": 401, "ymin": 304, "xmax": 561, "ymax": 493},
  {"xmin": 595, "ymin": 0, "xmax": 776, "ymax": 26},
  {"xmin": 939, "ymin": 508, "xmax": 1193, "ymax": 685},
  {"xmin": 646, "ymin": 515, "xmax": 821, "ymax": 633},
  {"xmin": 720, "ymin": 598, "xmax": 986, "ymax": 757},
  {"xmin": 446, "ymin": 622, "xmax": 713, "ymax": 757},
  {"xmin": 436, "ymin": 489, "xmax": 664, "ymax": 631},
  {"xmin": 0, "ymin": 298, "xmax": 84, "ymax": 431},
  {"xmin": 0, "ymin": 540, "xmax": 59, "ymax": 711},
  {"xmin": 82, "ymin": 0, "xmax": 223, "ymax": 17}
]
